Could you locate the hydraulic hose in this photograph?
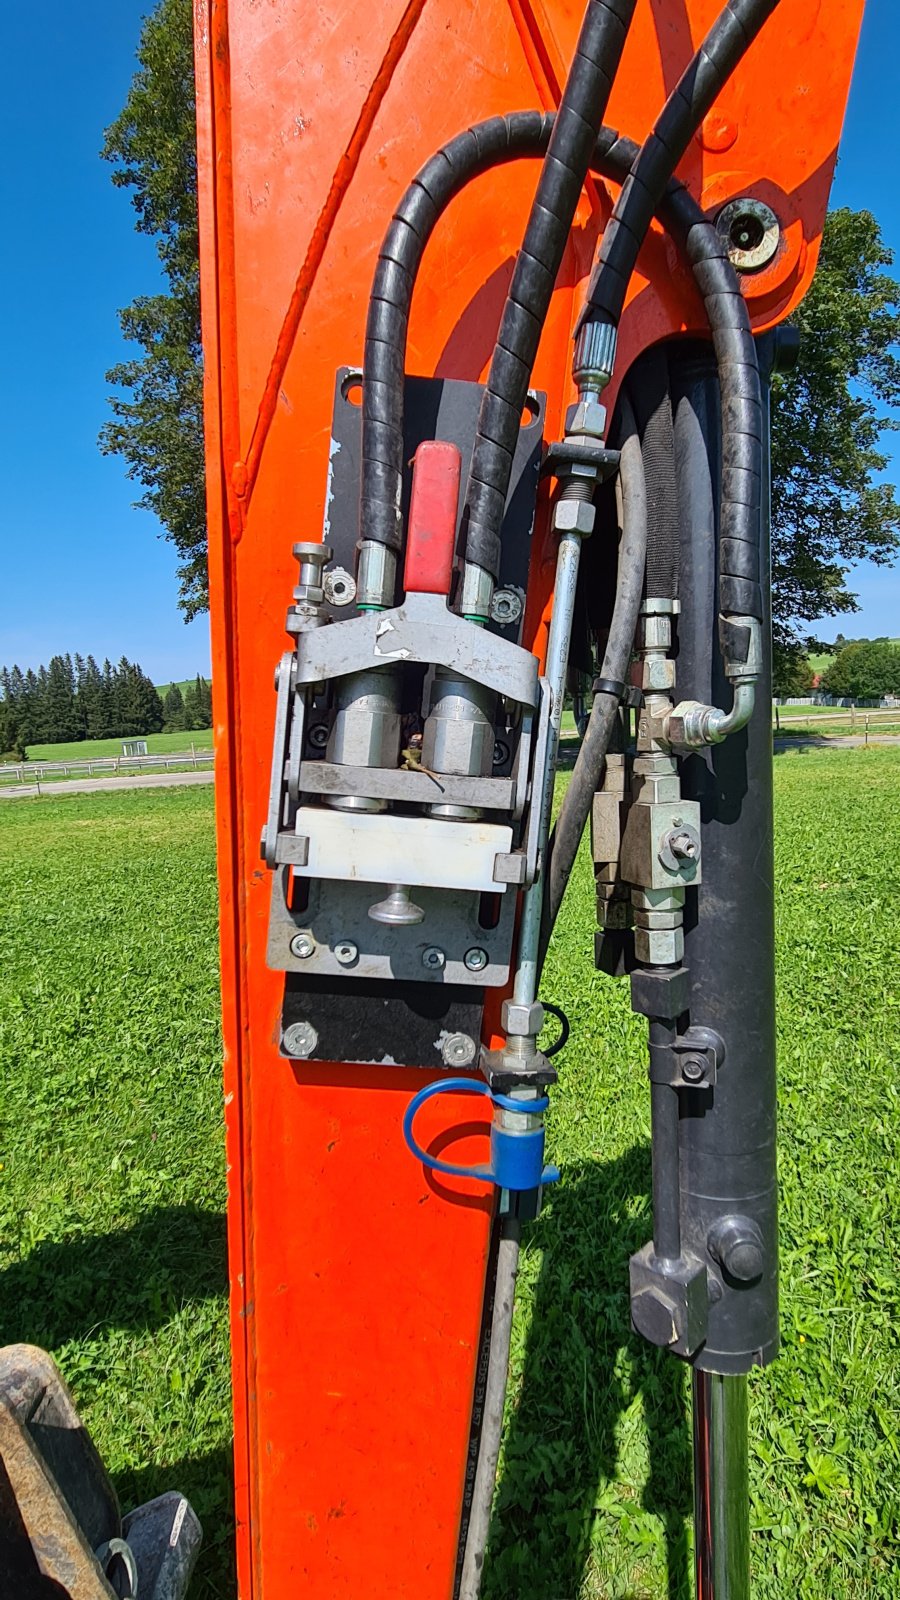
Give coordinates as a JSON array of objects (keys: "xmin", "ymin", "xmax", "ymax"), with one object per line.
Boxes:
[
  {"xmin": 578, "ymin": 0, "xmax": 784, "ymax": 627},
  {"xmin": 460, "ymin": 0, "xmax": 638, "ymax": 585},
  {"xmin": 545, "ymin": 389, "xmax": 646, "ymax": 935},
  {"xmin": 458, "ymin": 1218, "xmax": 521, "ymax": 1600}
]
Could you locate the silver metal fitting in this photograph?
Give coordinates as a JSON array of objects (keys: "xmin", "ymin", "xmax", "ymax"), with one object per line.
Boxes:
[
  {"xmin": 282, "ymin": 1020, "xmax": 318, "ymax": 1059},
  {"xmin": 356, "ymin": 541, "xmax": 397, "ymax": 609},
  {"xmin": 368, "ymin": 884, "xmax": 426, "ymax": 926},
  {"xmin": 489, "ymin": 586, "xmax": 524, "ymax": 627},
  {"xmin": 631, "ymin": 886, "xmax": 685, "ymax": 913},
  {"xmin": 422, "ymin": 946, "xmax": 446, "ymax": 972},
  {"xmin": 287, "ymin": 543, "xmax": 332, "ymax": 632},
  {"xmin": 501, "ymin": 999, "xmax": 544, "ymax": 1038},
  {"xmin": 459, "ymin": 562, "xmax": 494, "ymax": 620},
  {"xmin": 442, "ymin": 1032, "xmax": 477, "ymax": 1068},
  {"xmin": 641, "ymin": 656, "xmax": 677, "ymax": 692},
  {"xmin": 464, "ymin": 947, "xmax": 489, "ymax": 972},
  {"xmin": 572, "ymin": 320, "xmax": 617, "ymax": 393},
  {"xmin": 564, "ymin": 396, "xmax": 608, "ymax": 439},
  {"xmin": 634, "ymin": 926, "xmax": 685, "ymax": 966},
  {"xmin": 552, "ymin": 498, "xmax": 595, "ymax": 535},
  {"xmin": 289, "ymin": 932, "xmax": 316, "ymax": 960},
  {"xmin": 334, "ymin": 940, "xmax": 359, "ymax": 967},
  {"xmin": 724, "ymin": 616, "xmax": 764, "ymax": 683},
  {"xmin": 324, "ymin": 566, "xmax": 357, "ymax": 607},
  {"xmin": 716, "ymin": 198, "xmax": 781, "ymax": 273}
]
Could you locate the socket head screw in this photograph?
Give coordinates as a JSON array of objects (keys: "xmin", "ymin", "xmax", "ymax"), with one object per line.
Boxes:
[
  {"xmin": 422, "ymin": 946, "xmax": 446, "ymax": 971},
  {"xmin": 282, "ymin": 1020, "xmax": 318, "ymax": 1059},
  {"xmin": 308, "ymin": 724, "xmax": 329, "ymax": 750},
  {"xmin": 290, "ymin": 933, "xmax": 316, "ymax": 960},
  {"xmin": 442, "ymin": 1032, "xmax": 477, "ymax": 1067},
  {"xmin": 464, "ymin": 947, "xmax": 489, "ymax": 972},
  {"xmin": 334, "ymin": 940, "xmax": 358, "ymax": 967}
]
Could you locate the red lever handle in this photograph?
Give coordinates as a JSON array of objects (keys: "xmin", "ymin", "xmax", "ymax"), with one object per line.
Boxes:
[{"xmin": 403, "ymin": 440, "xmax": 461, "ymax": 596}]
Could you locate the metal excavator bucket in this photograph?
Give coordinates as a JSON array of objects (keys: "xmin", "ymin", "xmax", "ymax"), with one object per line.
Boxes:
[{"xmin": 0, "ymin": 1344, "xmax": 201, "ymax": 1599}]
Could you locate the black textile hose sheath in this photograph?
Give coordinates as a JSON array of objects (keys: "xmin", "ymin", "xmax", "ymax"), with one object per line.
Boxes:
[
  {"xmin": 460, "ymin": 0, "xmax": 638, "ymax": 581},
  {"xmin": 578, "ymin": 0, "xmax": 784, "ymax": 623}
]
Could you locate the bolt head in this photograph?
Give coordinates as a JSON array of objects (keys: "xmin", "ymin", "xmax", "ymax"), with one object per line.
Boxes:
[
  {"xmin": 501, "ymin": 999, "xmax": 544, "ymax": 1038},
  {"xmin": 323, "ymin": 566, "xmax": 357, "ymax": 607},
  {"xmin": 552, "ymin": 498, "xmax": 595, "ymax": 536},
  {"xmin": 290, "ymin": 932, "xmax": 316, "ymax": 960},
  {"xmin": 442, "ymin": 1032, "xmax": 477, "ymax": 1067},
  {"xmin": 681, "ymin": 1055, "xmax": 706, "ymax": 1084},
  {"xmin": 489, "ymin": 587, "xmax": 524, "ymax": 627},
  {"xmin": 282, "ymin": 1020, "xmax": 318, "ymax": 1059},
  {"xmin": 334, "ymin": 940, "xmax": 359, "ymax": 967},
  {"xmin": 422, "ymin": 946, "xmax": 446, "ymax": 971},
  {"xmin": 464, "ymin": 947, "xmax": 489, "ymax": 972},
  {"xmin": 631, "ymin": 1286, "xmax": 680, "ymax": 1348},
  {"xmin": 308, "ymin": 723, "xmax": 329, "ymax": 749}
]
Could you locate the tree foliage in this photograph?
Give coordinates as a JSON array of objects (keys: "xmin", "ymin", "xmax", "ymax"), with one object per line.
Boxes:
[
  {"xmin": 100, "ymin": 0, "xmax": 206, "ymax": 619},
  {"xmin": 103, "ymin": 1, "xmax": 900, "ymax": 657},
  {"xmin": 0, "ymin": 657, "xmax": 167, "ymax": 756},
  {"xmin": 772, "ymin": 209, "xmax": 900, "ymax": 653},
  {"xmin": 821, "ymin": 639, "xmax": 900, "ymax": 701}
]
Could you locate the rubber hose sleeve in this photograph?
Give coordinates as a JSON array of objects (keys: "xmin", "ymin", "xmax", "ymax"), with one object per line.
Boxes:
[
  {"xmin": 462, "ymin": 0, "xmax": 639, "ymax": 579},
  {"xmin": 579, "ymin": 0, "xmax": 782, "ymax": 336},
  {"xmin": 544, "ymin": 391, "xmax": 647, "ymax": 939},
  {"xmin": 363, "ymin": 117, "xmax": 760, "ymax": 620}
]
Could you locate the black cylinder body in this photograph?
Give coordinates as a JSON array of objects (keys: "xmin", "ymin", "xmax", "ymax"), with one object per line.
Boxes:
[{"xmin": 671, "ymin": 346, "xmax": 778, "ymax": 1375}]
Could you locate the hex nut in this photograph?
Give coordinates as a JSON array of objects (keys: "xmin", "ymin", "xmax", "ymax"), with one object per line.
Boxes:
[
  {"xmin": 631, "ymin": 1286, "xmax": 680, "ymax": 1348},
  {"xmin": 442, "ymin": 1032, "xmax": 477, "ymax": 1067},
  {"xmin": 290, "ymin": 932, "xmax": 316, "ymax": 960},
  {"xmin": 282, "ymin": 1020, "xmax": 318, "ymax": 1059},
  {"xmin": 552, "ymin": 498, "xmax": 596, "ymax": 535},
  {"xmin": 641, "ymin": 657, "xmax": 677, "ymax": 692},
  {"xmin": 565, "ymin": 397, "xmax": 607, "ymax": 438},
  {"xmin": 502, "ymin": 999, "xmax": 545, "ymax": 1037},
  {"xmin": 634, "ymin": 926, "xmax": 684, "ymax": 966}
]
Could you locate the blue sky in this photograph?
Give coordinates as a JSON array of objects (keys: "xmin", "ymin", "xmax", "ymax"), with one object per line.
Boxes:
[{"xmin": 0, "ymin": 3, "xmax": 897, "ymax": 682}]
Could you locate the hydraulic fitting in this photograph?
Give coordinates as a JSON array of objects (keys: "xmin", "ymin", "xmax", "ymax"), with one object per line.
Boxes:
[
  {"xmin": 287, "ymin": 543, "xmax": 332, "ymax": 632},
  {"xmin": 501, "ymin": 999, "xmax": 544, "ymax": 1039}
]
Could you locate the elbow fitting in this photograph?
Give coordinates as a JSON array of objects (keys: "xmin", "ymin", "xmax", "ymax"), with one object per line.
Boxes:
[{"xmin": 665, "ymin": 617, "xmax": 761, "ymax": 748}]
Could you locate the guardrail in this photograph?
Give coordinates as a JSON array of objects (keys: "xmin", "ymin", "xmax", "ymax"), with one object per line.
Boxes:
[{"xmin": 0, "ymin": 749, "xmax": 216, "ymax": 783}]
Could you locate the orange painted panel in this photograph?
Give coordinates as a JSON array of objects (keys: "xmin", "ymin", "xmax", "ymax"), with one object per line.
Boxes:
[{"xmin": 193, "ymin": 2, "xmax": 863, "ymax": 1595}]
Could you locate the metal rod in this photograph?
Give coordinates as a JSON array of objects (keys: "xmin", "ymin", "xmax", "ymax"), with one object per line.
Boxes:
[
  {"xmin": 692, "ymin": 1371, "xmax": 750, "ymax": 1600},
  {"xmin": 511, "ymin": 529, "xmax": 583, "ymax": 1010},
  {"xmin": 648, "ymin": 1061, "xmax": 681, "ymax": 1264}
]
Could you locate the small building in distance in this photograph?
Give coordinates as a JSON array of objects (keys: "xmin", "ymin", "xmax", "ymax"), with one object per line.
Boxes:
[{"xmin": 122, "ymin": 739, "xmax": 148, "ymax": 757}]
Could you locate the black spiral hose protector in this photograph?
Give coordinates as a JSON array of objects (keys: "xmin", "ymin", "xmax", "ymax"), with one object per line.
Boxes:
[
  {"xmin": 460, "ymin": 0, "xmax": 638, "ymax": 581},
  {"xmin": 578, "ymin": 0, "xmax": 783, "ymax": 622}
]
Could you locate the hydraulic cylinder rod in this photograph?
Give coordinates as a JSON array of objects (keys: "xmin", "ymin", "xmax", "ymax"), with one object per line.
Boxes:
[{"xmin": 692, "ymin": 1372, "xmax": 750, "ymax": 1599}]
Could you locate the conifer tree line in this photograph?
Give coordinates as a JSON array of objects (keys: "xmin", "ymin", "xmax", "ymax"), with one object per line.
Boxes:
[{"xmin": 0, "ymin": 655, "xmax": 212, "ymax": 757}]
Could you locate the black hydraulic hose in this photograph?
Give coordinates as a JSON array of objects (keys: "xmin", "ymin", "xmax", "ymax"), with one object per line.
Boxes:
[
  {"xmin": 578, "ymin": 0, "xmax": 783, "ymax": 623},
  {"xmin": 545, "ymin": 389, "xmax": 646, "ymax": 936},
  {"xmin": 462, "ymin": 0, "xmax": 638, "ymax": 582},
  {"xmin": 362, "ymin": 113, "xmax": 555, "ymax": 554}
]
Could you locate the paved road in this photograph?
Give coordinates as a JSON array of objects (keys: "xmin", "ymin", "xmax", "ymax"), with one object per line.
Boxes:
[
  {"xmin": 0, "ymin": 769, "xmax": 216, "ymax": 801},
  {"xmin": 774, "ymin": 733, "xmax": 900, "ymax": 752}
]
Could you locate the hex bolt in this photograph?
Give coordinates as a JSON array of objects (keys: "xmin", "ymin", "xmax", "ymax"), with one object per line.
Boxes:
[
  {"xmin": 680, "ymin": 1055, "xmax": 707, "ymax": 1084},
  {"xmin": 282, "ymin": 1020, "xmax": 318, "ymax": 1059},
  {"xmin": 290, "ymin": 932, "xmax": 316, "ymax": 960},
  {"xmin": 631, "ymin": 1286, "xmax": 680, "ymax": 1348},
  {"xmin": 422, "ymin": 946, "xmax": 446, "ymax": 971},
  {"xmin": 442, "ymin": 1032, "xmax": 477, "ymax": 1067},
  {"xmin": 464, "ymin": 947, "xmax": 489, "ymax": 972},
  {"xmin": 334, "ymin": 940, "xmax": 359, "ymax": 967}
]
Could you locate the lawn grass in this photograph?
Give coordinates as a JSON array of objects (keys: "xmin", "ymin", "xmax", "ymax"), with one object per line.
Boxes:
[
  {"xmin": 14, "ymin": 728, "xmax": 215, "ymax": 763},
  {"xmin": 0, "ymin": 748, "xmax": 898, "ymax": 1597}
]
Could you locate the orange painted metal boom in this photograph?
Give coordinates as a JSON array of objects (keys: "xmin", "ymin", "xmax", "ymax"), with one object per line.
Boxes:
[{"xmin": 193, "ymin": 2, "xmax": 863, "ymax": 1594}]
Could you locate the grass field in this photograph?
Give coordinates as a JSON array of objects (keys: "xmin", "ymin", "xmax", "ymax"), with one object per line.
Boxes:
[
  {"xmin": 0, "ymin": 748, "xmax": 898, "ymax": 1597},
  {"xmin": 13, "ymin": 728, "xmax": 215, "ymax": 763}
]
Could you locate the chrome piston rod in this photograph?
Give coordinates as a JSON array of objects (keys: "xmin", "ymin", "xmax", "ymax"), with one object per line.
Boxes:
[{"xmin": 692, "ymin": 1372, "xmax": 750, "ymax": 1600}]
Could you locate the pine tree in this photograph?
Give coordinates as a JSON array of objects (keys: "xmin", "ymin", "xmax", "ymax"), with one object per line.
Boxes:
[
  {"xmin": 43, "ymin": 655, "xmax": 81, "ymax": 744},
  {"xmin": 196, "ymin": 676, "xmax": 213, "ymax": 728},
  {"xmin": 163, "ymin": 682, "xmax": 186, "ymax": 730}
]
